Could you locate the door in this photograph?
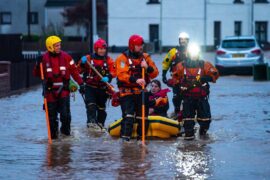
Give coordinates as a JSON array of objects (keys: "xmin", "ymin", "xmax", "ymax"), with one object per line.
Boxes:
[
  {"xmin": 214, "ymin": 21, "xmax": 221, "ymax": 47},
  {"xmin": 149, "ymin": 24, "xmax": 159, "ymax": 51}
]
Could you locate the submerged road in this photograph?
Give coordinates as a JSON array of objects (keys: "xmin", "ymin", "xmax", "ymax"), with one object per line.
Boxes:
[{"xmin": 0, "ymin": 53, "xmax": 270, "ymax": 179}]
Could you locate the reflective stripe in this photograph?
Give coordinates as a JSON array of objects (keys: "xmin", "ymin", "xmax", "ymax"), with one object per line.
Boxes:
[
  {"xmin": 97, "ymin": 106, "xmax": 105, "ymax": 110},
  {"xmin": 198, "ymin": 68, "xmax": 201, "ymax": 75},
  {"xmin": 47, "ymin": 68, "xmax": 52, "ymax": 72},
  {"xmin": 183, "ymin": 118, "xmax": 196, "ymax": 121},
  {"xmin": 60, "ymin": 66, "xmax": 66, "ymax": 70},
  {"xmin": 53, "ymin": 82, "xmax": 64, "ymax": 86},
  {"xmin": 197, "ymin": 118, "xmax": 210, "ymax": 121},
  {"xmin": 136, "ymin": 116, "xmax": 148, "ymax": 120},
  {"xmin": 126, "ymin": 114, "xmax": 135, "ymax": 118},
  {"xmin": 128, "ymin": 59, "xmax": 132, "ymax": 65},
  {"xmin": 70, "ymin": 60, "xmax": 75, "ymax": 65}
]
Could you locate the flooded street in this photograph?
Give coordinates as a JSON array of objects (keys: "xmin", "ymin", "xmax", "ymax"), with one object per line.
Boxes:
[{"xmin": 1, "ymin": 54, "xmax": 270, "ymax": 179}]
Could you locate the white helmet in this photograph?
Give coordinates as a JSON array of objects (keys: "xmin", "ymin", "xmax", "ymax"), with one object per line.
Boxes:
[{"xmin": 178, "ymin": 32, "xmax": 190, "ymax": 39}]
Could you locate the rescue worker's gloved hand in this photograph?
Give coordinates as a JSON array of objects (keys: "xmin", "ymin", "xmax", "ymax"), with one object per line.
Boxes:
[
  {"xmin": 35, "ymin": 55, "xmax": 43, "ymax": 68},
  {"xmin": 141, "ymin": 60, "xmax": 148, "ymax": 69},
  {"xmin": 79, "ymin": 84, "xmax": 85, "ymax": 94},
  {"xmin": 81, "ymin": 56, "xmax": 87, "ymax": 64},
  {"xmin": 162, "ymin": 70, "xmax": 168, "ymax": 84},
  {"xmin": 101, "ymin": 76, "xmax": 109, "ymax": 83},
  {"xmin": 167, "ymin": 78, "xmax": 177, "ymax": 87},
  {"xmin": 136, "ymin": 79, "xmax": 146, "ymax": 87},
  {"xmin": 45, "ymin": 79, "xmax": 53, "ymax": 91},
  {"xmin": 200, "ymin": 76, "xmax": 213, "ymax": 83}
]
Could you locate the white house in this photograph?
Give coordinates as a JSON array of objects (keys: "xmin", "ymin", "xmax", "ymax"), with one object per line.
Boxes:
[{"xmin": 108, "ymin": 0, "xmax": 270, "ymax": 51}]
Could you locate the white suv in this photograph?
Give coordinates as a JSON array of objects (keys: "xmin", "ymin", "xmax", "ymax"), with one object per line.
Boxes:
[{"xmin": 215, "ymin": 36, "xmax": 264, "ymax": 74}]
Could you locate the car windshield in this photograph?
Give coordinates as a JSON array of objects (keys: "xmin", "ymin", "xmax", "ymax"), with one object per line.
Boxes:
[{"xmin": 222, "ymin": 39, "xmax": 256, "ymax": 49}]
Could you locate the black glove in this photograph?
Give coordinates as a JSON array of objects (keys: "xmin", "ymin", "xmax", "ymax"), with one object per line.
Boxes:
[
  {"xmin": 79, "ymin": 84, "xmax": 85, "ymax": 94},
  {"xmin": 45, "ymin": 79, "xmax": 53, "ymax": 91},
  {"xmin": 35, "ymin": 55, "xmax": 43, "ymax": 68},
  {"xmin": 162, "ymin": 70, "xmax": 168, "ymax": 84},
  {"xmin": 200, "ymin": 76, "xmax": 213, "ymax": 83}
]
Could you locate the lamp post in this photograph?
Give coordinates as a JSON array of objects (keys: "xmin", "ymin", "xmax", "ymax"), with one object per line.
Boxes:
[
  {"xmin": 27, "ymin": 0, "xmax": 31, "ymax": 39},
  {"xmin": 92, "ymin": 0, "xmax": 98, "ymax": 47},
  {"xmin": 204, "ymin": 0, "xmax": 207, "ymax": 52},
  {"xmin": 251, "ymin": 0, "xmax": 254, "ymax": 35},
  {"xmin": 159, "ymin": 0, "xmax": 163, "ymax": 54}
]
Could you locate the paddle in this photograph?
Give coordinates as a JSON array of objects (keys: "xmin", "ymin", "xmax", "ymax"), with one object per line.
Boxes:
[
  {"xmin": 40, "ymin": 63, "xmax": 52, "ymax": 144},
  {"xmin": 85, "ymin": 61, "xmax": 115, "ymax": 93},
  {"xmin": 141, "ymin": 67, "xmax": 146, "ymax": 145}
]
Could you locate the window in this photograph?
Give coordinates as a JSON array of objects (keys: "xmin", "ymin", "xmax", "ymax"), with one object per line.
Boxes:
[
  {"xmin": 254, "ymin": 0, "xmax": 268, "ymax": 3},
  {"xmin": 0, "ymin": 12, "xmax": 12, "ymax": 24},
  {"xmin": 255, "ymin": 21, "xmax": 268, "ymax": 43},
  {"xmin": 28, "ymin": 12, "xmax": 38, "ymax": 24},
  {"xmin": 147, "ymin": 0, "xmax": 160, "ymax": 4},
  {"xmin": 234, "ymin": 21, "xmax": 242, "ymax": 36},
  {"xmin": 233, "ymin": 0, "xmax": 244, "ymax": 4}
]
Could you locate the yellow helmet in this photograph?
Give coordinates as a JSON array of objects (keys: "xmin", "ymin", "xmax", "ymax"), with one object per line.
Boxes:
[{"xmin": 45, "ymin": 36, "xmax": 61, "ymax": 52}]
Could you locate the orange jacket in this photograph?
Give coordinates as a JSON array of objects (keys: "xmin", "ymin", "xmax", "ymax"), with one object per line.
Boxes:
[
  {"xmin": 173, "ymin": 60, "xmax": 219, "ymax": 84},
  {"xmin": 115, "ymin": 51, "xmax": 159, "ymax": 96},
  {"xmin": 77, "ymin": 54, "xmax": 116, "ymax": 88}
]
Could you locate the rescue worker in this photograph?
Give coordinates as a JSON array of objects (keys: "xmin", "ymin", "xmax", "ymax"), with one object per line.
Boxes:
[
  {"xmin": 162, "ymin": 32, "xmax": 189, "ymax": 119},
  {"xmin": 148, "ymin": 80, "xmax": 169, "ymax": 117},
  {"xmin": 33, "ymin": 35, "xmax": 84, "ymax": 139},
  {"xmin": 115, "ymin": 34, "xmax": 159, "ymax": 141},
  {"xmin": 77, "ymin": 38, "xmax": 115, "ymax": 130},
  {"xmin": 173, "ymin": 43, "xmax": 219, "ymax": 140}
]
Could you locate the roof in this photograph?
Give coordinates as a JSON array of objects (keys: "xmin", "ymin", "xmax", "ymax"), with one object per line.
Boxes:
[
  {"xmin": 223, "ymin": 36, "xmax": 256, "ymax": 40},
  {"xmin": 45, "ymin": 0, "xmax": 84, "ymax": 7}
]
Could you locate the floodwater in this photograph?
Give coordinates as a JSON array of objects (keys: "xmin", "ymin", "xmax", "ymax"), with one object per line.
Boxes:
[{"xmin": 1, "ymin": 54, "xmax": 270, "ymax": 179}]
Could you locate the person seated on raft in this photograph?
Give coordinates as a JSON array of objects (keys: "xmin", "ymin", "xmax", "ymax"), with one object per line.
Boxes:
[{"xmin": 148, "ymin": 80, "xmax": 170, "ymax": 117}]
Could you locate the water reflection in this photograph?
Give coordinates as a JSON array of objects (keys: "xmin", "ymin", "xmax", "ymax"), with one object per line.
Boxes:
[
  {"xmin": 174, "ymin": 140, "xmax": 212, "ymax": 179},
  {"xmin": 45, "ymin": 142, "xmax": 72, "ymax": 170},
  {"xmin": 117, "ymin": 143, "xmax": 151, "ymax": 179}
]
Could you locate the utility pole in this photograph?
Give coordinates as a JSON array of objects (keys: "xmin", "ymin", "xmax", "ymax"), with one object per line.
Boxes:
[
  {"xmin": 251, "ymin": 0, "xmax": 254, "ymax": 35},
  {"xmin": 92, "ymin": 0, "xmax": 98, "ymax": 49},
  {"xmin": 27, "ymin": 0, "xmax": 31, "ymax": 39},
  {"xmin": 204, "ymin": 0, "xmax": 207, "ymax": 52},
  {"xmin": 159, "ymin": 0, "xmax": 163, "ymax": 54}
]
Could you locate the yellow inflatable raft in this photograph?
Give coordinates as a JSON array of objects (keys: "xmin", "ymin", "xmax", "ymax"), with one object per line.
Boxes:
[{"xmin": 108, "ymin": 116, "xmax": 180, "ymax": 139}]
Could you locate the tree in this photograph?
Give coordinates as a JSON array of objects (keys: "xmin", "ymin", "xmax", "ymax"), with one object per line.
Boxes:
[{"xmin": 61, "ymin": 0, "xmax": 92, "ymax": 41}]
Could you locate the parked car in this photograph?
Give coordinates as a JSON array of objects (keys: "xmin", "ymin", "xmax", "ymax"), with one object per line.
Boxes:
[{"xmin": 215, "ymin": 36, "xmax": 264, "ymax": 74}]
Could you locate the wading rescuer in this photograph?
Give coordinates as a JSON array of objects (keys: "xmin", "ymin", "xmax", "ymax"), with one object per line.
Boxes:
[
  {"xmin": 77, "ymin": 38, "xmax": 116, "ymax": 130},
  {"xmin": 33, "ymin": 35, "xmax": 84, "ymax": 139},
  {"xmin": 115, "ymin": 34, "xmax": 159, "ymax": 142},
  {"xmin": 162, "ymin": 32, "xmax": 190, "ymax": 119},
  {"xmin": 173, "ymin": 43, "xmax": 219, "ymax": 140}
]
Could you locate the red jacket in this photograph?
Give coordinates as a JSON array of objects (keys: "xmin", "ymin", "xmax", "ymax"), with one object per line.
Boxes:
[
  {"xmin": 33, "ymin": 51, "xmax": 83, "ymax": 102},
  {"xmin": 77, "ymin": 54, "xmax": 116, "ymax": 88}
]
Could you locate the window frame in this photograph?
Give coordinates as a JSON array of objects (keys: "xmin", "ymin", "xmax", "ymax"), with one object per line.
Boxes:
[
  {"xmin": 255, "ymin": 21, "xmax": 268, "ymax": 43},
  {"xmin": 28, "ymin": 12, "xmax": 39, "ymax": 25},
  {"xmin": 0, "ymin": 12, "xmax": 12, "ymax": 25},
  {"xmin": 234, "ymin": 21, "xmax": 242, "ymax": 36}
]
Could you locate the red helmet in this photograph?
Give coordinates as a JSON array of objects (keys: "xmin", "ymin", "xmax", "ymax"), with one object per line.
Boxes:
[
  {"xmin": 94, "ymin": 38, "xmax": 107, "ymax": 52},
  {"xmin": 128, "ymin": 34, "xmax": 144, "ymax": 51}
]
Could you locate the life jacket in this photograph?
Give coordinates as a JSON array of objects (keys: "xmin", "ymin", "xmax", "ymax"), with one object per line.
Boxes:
[
  {"xmin": 170, "ymin": 49, "xmax": 187, "ymax": 73},
  {"xmin": 180, "ymin": 61, "xmax": 209, "ymax": 98},
  {"xmin": 84, "ymin": 55, "xmax": 110, "ymax": 88},
  {"xmin": 43, "ymin": 52, "xmax": 70, "ymax": 90},
  {"xmin": 117, "ymin": 52, "xmax": 150, "ymax": 88}
]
